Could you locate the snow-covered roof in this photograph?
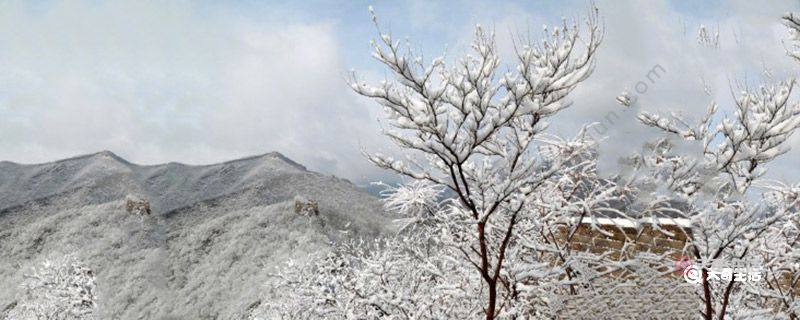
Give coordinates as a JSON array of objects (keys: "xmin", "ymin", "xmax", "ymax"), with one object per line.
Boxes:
[{"xmin": 576, "ymin": 217, "xmax": 692, "ymax": 228}]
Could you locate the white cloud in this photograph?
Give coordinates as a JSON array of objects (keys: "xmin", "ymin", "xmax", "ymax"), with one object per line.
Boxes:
[
  {"xmin": 1, "ymin": 0, "xmax": 799, "ymax": 185},
  {"xmin": 0, "ymin": 1, "xmax": 391, "ymax": 183}
]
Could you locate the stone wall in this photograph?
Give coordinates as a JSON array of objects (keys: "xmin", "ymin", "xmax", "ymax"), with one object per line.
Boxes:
[{"xmin": 559, "ymin": 223, "xmax": 690, "ymax": 259}]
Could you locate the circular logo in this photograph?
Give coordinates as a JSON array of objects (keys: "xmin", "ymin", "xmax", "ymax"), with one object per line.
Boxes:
[{"xmin": 683, "ymin": 265, "xmax": 702, "ymax": 284}]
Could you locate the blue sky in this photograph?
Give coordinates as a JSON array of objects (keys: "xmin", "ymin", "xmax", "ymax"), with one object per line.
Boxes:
[{"xmin": 1, "ymin": 0, "xmax": 799, "ymax": 185}]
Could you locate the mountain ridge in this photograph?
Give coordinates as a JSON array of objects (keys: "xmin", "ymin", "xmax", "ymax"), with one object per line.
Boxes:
[
  {"xmin": 0, "ymin": 150, "xmax": 335, "ymax": 213},
  {"xmin": 0, "ymin": 150, "xmax": 303, "ymax": 169},
  {"xmin": 0, "ymin": 151, "xmax": 392, "ymax": 319}
]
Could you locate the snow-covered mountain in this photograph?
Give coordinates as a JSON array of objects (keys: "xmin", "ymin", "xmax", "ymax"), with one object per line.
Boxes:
[{"xmin": 0, "ymin": 151, "xmax": 392, "ymax": 319}]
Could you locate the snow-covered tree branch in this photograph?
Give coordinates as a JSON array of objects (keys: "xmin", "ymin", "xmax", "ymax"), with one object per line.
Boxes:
[
  {"xmin": 259, "ymin": 6, "xmax": 800, "ymax": 320},
  {"xmin": 347, "ymin": 6, "xmax": 603, "ymax": 319},
  {"xmin": 629, "ymin": 14, "xmax": 800, "ymax": 318},
  {"xmin": 4, "ymin": 256, "xmax": 97, "ymax": 320}
]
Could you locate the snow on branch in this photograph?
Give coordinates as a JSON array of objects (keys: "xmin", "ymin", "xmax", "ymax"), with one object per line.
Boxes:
[{"xmin": 4, "ymin": 255, "xmax": 97, "ymax": 320}]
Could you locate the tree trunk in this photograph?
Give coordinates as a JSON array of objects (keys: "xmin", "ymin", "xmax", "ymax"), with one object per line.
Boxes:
[
  {"xmin": 486, "ymin": 281, "xmax": 497, "ymax": 320},
  {"xmin": 718, "ymin": 277, "xmax": 736, "ymax": 319},
  {"xmin": 702, "ymin": 269, "xmax": 713, "ymax": 320}
]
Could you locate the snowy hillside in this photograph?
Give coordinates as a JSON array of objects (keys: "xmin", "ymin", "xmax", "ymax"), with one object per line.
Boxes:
[{"xmin": 0, "ymin": 151, "xmax": 392, "ymax": 319}]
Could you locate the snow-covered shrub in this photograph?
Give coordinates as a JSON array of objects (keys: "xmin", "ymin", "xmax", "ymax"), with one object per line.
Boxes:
[
  {"xmin": 255, "ymin": 235, "xmax": 480, "ymax": 319},
  {"xmin": 5, "ymin": 255, "xmax": 97, "ymax": 320}
]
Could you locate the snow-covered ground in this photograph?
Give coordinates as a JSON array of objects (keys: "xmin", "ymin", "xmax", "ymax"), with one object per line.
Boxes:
[{"xmin": 0, "ymin": 151, "xmax": 392, "ymax": 319}]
